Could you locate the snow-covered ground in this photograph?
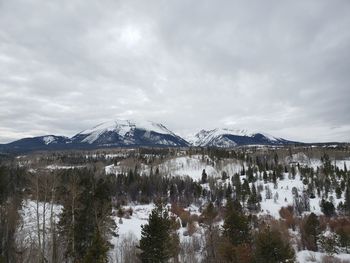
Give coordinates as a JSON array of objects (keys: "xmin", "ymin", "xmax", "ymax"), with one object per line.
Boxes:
[
  {"xmin": 112, "ymin": 204, "xmax": 154, "ymax": 241},
  {"xmin": 258, "ymin": 174, "xmax": 305, "ymax": 218},
  {"xmin": 110, "ymin": 203, "xmax": 205, "ymax": 263},
  {"xmin": 16, "ymin": 200, "xmax": 62, "ymax": 245},
  {"xmin": 17, "ymin": 152, "xmax": 350, "ymax": 262},
  {"xmin": 105, "ymin": 155, "xmax": 244, "ymax": 181},
  {"xmin": 105, "ymin": 153, "xmax": 350, "ymax": 262},
  {"xmin": 158, "ymin": 155, "xmax": 218, "ymax": 180},
  {"xmin": 256, "ymin": 173, "xmax": 344, "ymax": 219},
  {"xmin": 296, "ymin": 250, "xmax": 350, "ymax": 262},
  {"xmin": 46, "ymin": 164, "xmax": 85, "ymax": 170}
]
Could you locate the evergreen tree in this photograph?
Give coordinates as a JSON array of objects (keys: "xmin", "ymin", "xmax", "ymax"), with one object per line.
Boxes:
[
  {"xmin": 274, "ymin": 153, "xmax": 279, "ymax": 166},
  {"xmin": 302, "ymin": 213, "xmax": 320, "ymax": 251},
  {"xmin": 247, "ymin": 166, "xmax": 255, "ymax": 182},
  {"xmin": 221, "ymin": 171, "xmax": 228, "ymax": 180},
  {"xmin": 336, "ymin": 186, "xmax": 342, "ymax": 199},
  {"xmin": 219, "ymin": 199, "xmax": 254, "ymax": 262},
  {"xmin": 337, "ymin": 223, "xmax": 350, "ymax": 253},
  {"xmin": 58, "ymin": 169, "xmax": 116, "ymax": 261},
  {"xmin": 201, "ymin": 169, "xmax": 208, "ymax": 184},
  {"xmin": 83, "ymin": 230, "xmax": 109, "ymax": 263},
  {"xmin": 226, "ymin": 183, "xmax": 233, "ymax": 199},
  {"xmin": 321, "ymin": 199, "xmax": 336, "ymax": 217},
  {"xmin": 232, "ymin": 173, "xmax": 242, "ymax": 200},
  {"xmin": 202, "ymin": 202, "xmax": 219, "ymax": 261},
  {"xmin": 254, "ymin": 226, "xmax": 295, "ymax": 263},
  {"xmin": 345, "ymin": 183, "xmax": 350, "ymax": 215},
  {"xmin": 247, "ymin": 184, "xmax": 260, "ymax": 212},
  {"xmin": 169, "ymin": 183, "xmax": 178, "ymax": 203},
  {"xmin": 241, "ymin": 179, "xmax": 250, "ymax": 203},
  {"xmin": 222, "ymin": 199, "xmax": 251, "ymax": 246},
  {"xmin": 272, "ymin": 170, "xmax": 277, "ymax": 188},
  {"xmin": 291, "ymin": 166, "xmax": 296, "ymax": 179},
  {"xmin": 139, "ymin": 203, "xmax": 178, "ymax": 262},
  {"xmin": 263, "ymin": 171, "xmax": 268, "ymax": 183},
  {"xmin": 319, "ymin": 233, "xmax": 339, "ymax": 256},
  {"xmin": 241, "ymin": 166, "xmax": 246, "ymax": 176},
  {"xmin": 0, "ymin": 166, "xmax": 24, "ymax": 262}
]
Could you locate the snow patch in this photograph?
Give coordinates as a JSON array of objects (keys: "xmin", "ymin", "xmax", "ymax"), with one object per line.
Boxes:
[{"xmin": 42, "ymin": 136, "xmax": 56, "ymax": 145}]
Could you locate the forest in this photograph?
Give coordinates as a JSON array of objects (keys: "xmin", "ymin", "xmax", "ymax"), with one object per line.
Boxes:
[{"xmin": 0, "ymin": 145, "xmax": 350, "ymax": 262}]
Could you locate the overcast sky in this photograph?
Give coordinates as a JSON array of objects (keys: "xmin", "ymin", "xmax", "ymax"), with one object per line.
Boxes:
[{"xmin": 1, "ymin": 0, "xmax": 350, "ymax": 143}]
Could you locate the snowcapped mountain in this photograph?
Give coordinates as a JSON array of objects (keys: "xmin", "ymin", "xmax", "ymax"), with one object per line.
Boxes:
[
  {"xmin": 0, "ymin": 135, "xmax": 71, "ymax": 152},
  {"xmin": 191, "ymin": 128, "xmax": 296, "ymax": 147},
  {"xmin": 0, "ymin": 120, "xmax": 189, "ymax": 153},
  {"xmin": 0, "ymin": 121, "xmax": 307, "ymax": 153},
  {"xmin": 71, "ymin": 120, "xmax": 189, "ymax": 147}
]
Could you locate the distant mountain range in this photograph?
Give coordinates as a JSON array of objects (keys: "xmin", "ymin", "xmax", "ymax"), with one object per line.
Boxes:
[
  {"xmin": 0, "ymin": 119, "xmax": 312, "ymax": 153},
  {"xmin": 189, "ymin": 128, "xmax": 297, "ymax": 147}
]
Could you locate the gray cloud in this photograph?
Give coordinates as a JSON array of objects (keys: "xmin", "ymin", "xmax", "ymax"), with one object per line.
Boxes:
[{"xmin": 0, "ymin": 0, "xmax": 350, "ymax": 143}]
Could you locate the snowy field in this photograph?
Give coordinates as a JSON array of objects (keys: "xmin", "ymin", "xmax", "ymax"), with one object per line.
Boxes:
[
  {"xmin": 296, "ymin": 250, "xmax": 350, "ymax": 262},
  {"xmin": 105, "ymin": 154, "xmax": 244, "ymax": 181}
]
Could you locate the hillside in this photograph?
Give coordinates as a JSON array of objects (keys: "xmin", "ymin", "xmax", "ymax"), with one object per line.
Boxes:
[{"xmin": 4, "ymin": 146, "xmax": 350, "ymax": 262}]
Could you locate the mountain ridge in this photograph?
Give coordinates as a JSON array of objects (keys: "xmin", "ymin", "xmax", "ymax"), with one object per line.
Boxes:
[
  {"xmin": 190, "ymin": 128, "xmax": 297, "ymax": 147},
  {"xmin": 0, "ymin": 119, "xmax": 337, "ymax": 153},
  {"xmin": 0, "ymin": 120, "xmax": 189, "ymax": 153}
]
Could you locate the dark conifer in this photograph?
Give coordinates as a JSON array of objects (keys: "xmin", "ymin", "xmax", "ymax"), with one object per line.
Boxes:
[
  {"xmin": 254, "ymin": 226, "xmax": 295, "ymax": 263},
  {"xmin": 139, "ymin": 203, "xmax": 178, "ymax": 262}
]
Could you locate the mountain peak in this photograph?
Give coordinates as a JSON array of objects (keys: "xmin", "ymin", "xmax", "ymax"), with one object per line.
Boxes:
[
  {"xmin": 0, "ymin": 120, "xmax": 301, "ymax": 153},
  {"xmin": 72, "ymin": 119, "xmax": 188, "ymax": 146},
  {"xmin": 192, "ymin": 128, "xmax": 290, "ymax": 147}
]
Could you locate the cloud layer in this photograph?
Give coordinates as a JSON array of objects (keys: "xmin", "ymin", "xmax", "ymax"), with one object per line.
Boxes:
[{"xmin": 1, "ymin": 0, "xmax": 350, "ymax": 143}]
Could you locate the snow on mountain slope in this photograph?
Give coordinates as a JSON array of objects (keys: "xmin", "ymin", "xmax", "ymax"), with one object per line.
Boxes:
[
  {"xmin": 71, "ymin": 119, "xmax": 189, "ymax": 147},
  {"xmin": 192, "ymin": 128, "xmax": 292, "ymax": 147},
  {"xmin": 77, "ymin": 120, "xmax": 173, "ymax": 144},
  {"xmin": 41, "ymin": 135, "xmax": 68, "ymax": 145},
  {"xmin": 0, "ymin": 135, "xmax": 71, "ymax": 152},
  {"xmin": 191, "ymin": 129, "xmax": 251, "ymax": 145},
  {"xmin": 0, "ymin": 122, "xmax": 307, "ymax": 153}
]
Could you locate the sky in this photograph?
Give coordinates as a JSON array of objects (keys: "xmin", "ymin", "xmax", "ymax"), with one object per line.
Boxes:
[{"xmin": 0, "ymin": 0, "xmax": 350, "ymax": 144}]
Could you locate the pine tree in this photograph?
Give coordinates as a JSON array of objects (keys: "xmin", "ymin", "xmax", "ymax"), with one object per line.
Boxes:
[
  {"xmin": 345, "ymin": 183, "xmax": 350, "ymax": 215},
  {"xmin": 247, "ymin": 166, "xmax": 255, "ymax": 182},
  {"xmin": 247, "ymin": 184, "xmax": 260, "ymax": 212},
  {"xmin": 201, "ymin": 202, "xmax": 219, "ymax": 261},
  {"xmin": 241, "ymin": 179, "xmax": 250, "ymax": 203},
  {"xmin": 232, "ymin": 173, "xmax": 242, "ymax": 200},
  {"xmin": 272, "ymin": 170, "xmax": 277, "ymax": 188},
  {"xmin": 139, "ymin": 203, "xmax": 178, "ymax": 262},
  {"xmin": 336, "ymin": 186, "xmax": 342, "ymax": 199},
  {"xmin": 226, "ymin": 183, "xmax": 233, "ymax": 199},
  {"xmin": 321, "ymin": 199, "xmax": 335, "ymax": 217},
  {"xmin": 201, "ymin": 169, "xmax": 208, "ymax": 184},
  {"xmin": 274, "ymin": 153, "xmax": 279, "ymax": 166},
  {"xmin": 220, "ymin": 199, "xmax": 252, "ymax": 262},
  {"xmin": 263, "ymin": 171, "xmax": 268, "ymax": 183},
  {"xmin": 222, "ymin": 199, "xmax": 251, "ymax": 246},
  {"xmin": 291, "ymin": 166, "xmax": 296, "ymax": 179},
  {"xmin": 319, "ymin": 233, "xmax": 339, "ymax": 256},
  {"xmin": 254, "ymin": 226, "xmax": 295, "ymax": 263},
  {"xmin": 302, "ymin": 213, "xmax": 320, "ymax": 251},
  {"xmin": 58, "ymin": 169, "xmax": 116, "ymax": 261},
  {"xmin": 83, "ymin": 230, "xmax": 109, "ymax": 263}
]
